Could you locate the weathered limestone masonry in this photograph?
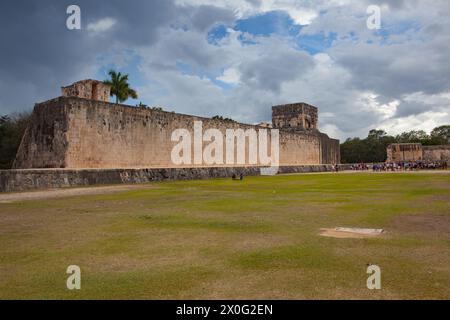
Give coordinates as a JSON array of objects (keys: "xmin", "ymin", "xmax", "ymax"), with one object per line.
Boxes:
[
  {"xmin": 423, "ymin": 145, "xmax": 450, "ymax": 162},
  {"xmin": 2, "ymin": 80, "xmax": 341, "ymax": 191},
  {"xmin": 386, "ymin": 143, "xmax": 450, "ymax": 162},
  {"xmin": 61, "ymin": 79, "xmax": 110, "ymax": 102},
  {"xmin": 0, "ymin": 165, "xmax": 355, "ymax": 192},
  {"xmin": 13, "ymin": 98, "xmax": 340, "ymax": 169},
  {"xmin": 272, "ymin": 103, "xmax": 318, "ymax": 130},
  {"xmin": 386, "ymin": 143, "xmax": 423, "ymax": 162},
  {"xmin": 272, "ymin": 103, "xmax": 339, "ymax": 165}
]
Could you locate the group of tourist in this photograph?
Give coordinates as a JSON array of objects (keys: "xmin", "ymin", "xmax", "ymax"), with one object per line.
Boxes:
[
  {"xmin": 348, "ymin": 161, "xmax": 448, "ymax": 171},
  {"xmin": 373, "ymin": 161, "xmax": 448, "ymax": 171},
  {"xmin": 349, "ymin": 163, "xmax": 370, "ymax": 171}
]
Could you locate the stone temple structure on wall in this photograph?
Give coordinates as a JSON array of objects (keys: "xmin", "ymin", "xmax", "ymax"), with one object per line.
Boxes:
[
  {"xmin": 61, "ymin": 79, "xmax": 111, "ymax": 102},
  {"xmin": 1, "ymin": 79, "xmax": 341, "ymax": 192},
  {"xmin": 272, "ymin": 103, "xmax": 318, "ymax": 130}
]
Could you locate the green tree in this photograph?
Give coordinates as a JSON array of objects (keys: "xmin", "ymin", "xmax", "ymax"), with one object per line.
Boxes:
[
  {"xmin": 0, "ymin": 112, "xmax": 31, "ymax": 169},
  {"xmin": 211, "ymin": 115, "xmax": 236, "ymax": 122},
  {"xmin": 340, "ymin": 126, "xmax": 449, "ymax": 163},
  {"xmin": 340, "ymin": 137, "xmax": 366, "ymax": 163},
  {"xmin": 430, "ymin": 125, "xmax": 450, "ymax": 144},
  {"xmin": 395, "ymin": 130, "xmax": 430, "ymax": 144},
  {"xmin": 103, "ymin": 70, "xmax": 138, "ymax": 104},
  {"xmin": 0, "ymin": 115, "xmax": 10, "ymax": 123},
  {"xmin": 367, "ymin": 129, "xmax": 387, "ymax": 140}
]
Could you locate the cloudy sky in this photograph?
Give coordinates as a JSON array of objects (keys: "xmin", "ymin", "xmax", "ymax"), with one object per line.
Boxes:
[{"xmin": 0, "ymin": 0, "xmax": 449, "ymax": 140}]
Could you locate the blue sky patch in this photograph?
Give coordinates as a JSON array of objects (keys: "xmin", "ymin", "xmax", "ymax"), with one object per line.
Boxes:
[
  {"xmin": 234, "ymin": 10, "xmax": 296, "ymax": 36},
  {"xmin": 295, "ymin": 32, "xmax": 337, "ymax": 54},
  {"xmin": 207, "ymin": 10, "xmax": 304, "ymax": 45},
  {"xmin": 206, "ymin": 10, "xmax": 335, "ymax": 54},
  {"xmin": 207, "ymin": 25, "xmax": 229, "ymax": 44},
  {"xmin": 96, "ymin": 50, "xmax": 144, "ymax": 105}
]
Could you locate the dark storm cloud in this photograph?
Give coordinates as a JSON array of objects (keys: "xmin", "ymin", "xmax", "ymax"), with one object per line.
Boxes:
[
  {"xmin": 330, "ymin": 39, "xmax": 450, "ymax": 100},
  {"xmin": 189, "ymin": 5, "xmax": 236, "ymax": 31},
  {"xmin": 395, "ymin": 100, "xmax": 430, "ymax": 117},
  {"xmin": 239, "ymin": 49, "xmax": 315, "ymax": 92},
  {"xmin": 0, "ymin": 0, "xmax": 175, "ymax": 114}
]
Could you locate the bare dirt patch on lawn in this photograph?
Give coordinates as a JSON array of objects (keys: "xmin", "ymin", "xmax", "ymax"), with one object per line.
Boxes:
[
  {"xmin": 389, "ymin": 214, "xmax": 450, "ymax": 234},
  {"xmin": 0, "ymin": 184, "xmax": 156, "ymax": 203}
]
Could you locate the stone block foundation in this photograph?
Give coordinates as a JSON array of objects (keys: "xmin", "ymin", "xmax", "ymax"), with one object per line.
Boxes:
[{"xmin": 0, "ymin": 165, "xmax": 349, "ymax": 193}]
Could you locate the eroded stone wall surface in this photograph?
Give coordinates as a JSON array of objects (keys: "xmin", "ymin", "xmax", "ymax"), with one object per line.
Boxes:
[
  {"xmin": 386, "ymin": 143, "xmax": 450, "ymax": 162},
  {"xmin": 1, "ymin": 165, "xmax": 351, "ymax": 192},
  {"xmin": 13, "ymin": 99, "xmax": 69, "ymax": 169},
  {"xmin": 272, "ymin": 103, "xmax": 318, "ymax": 130},
  {"xmin": 386, "ymin": 143, "xmax": 423, "ymax": 162},
  {"xmin": 61, "ymin": 80, "xmax": 110, "ymax": 102},
  {"xmin": 320, "ymin": 133, "xmax": 340, "ymax": 164},
  {"xmin": 423, "ymin": 145, "xmax": 450, "ymax": 161},
  {"xmin": 13, "ymin": 97, "xmax": 340, "ymax": 169}
]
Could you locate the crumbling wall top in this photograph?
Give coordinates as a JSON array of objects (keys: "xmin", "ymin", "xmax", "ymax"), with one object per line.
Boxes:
[
  {"xmin": 61, "ymin": 79, "xmax": 111, "ymax": 102},
  {"xmin": 272, "ymin": 102, "xmax": 318, "ymax": 130},
  {"xmin": 387, "ymin": 143, "xmax": 422, "ymax": 152}
]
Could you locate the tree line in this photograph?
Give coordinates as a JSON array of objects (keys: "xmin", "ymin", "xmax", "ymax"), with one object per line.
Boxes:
[{"xmin": 340, "ymin": 126, "xmax": 450, "ymax": 164}]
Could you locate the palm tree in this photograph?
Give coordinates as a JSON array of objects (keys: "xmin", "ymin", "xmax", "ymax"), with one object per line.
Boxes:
[{"xmin": 103, "ymin": 70, "xmax": 138, "ymax": 104}]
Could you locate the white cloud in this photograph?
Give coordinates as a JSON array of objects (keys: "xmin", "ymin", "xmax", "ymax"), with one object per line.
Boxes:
[
  {"xmin": 258, "ymin": 0, "xmax": 318, "ymax": 25},
  {"xmin": 175, "ymin": 0, "xmax": 320, "ymax": 24},
  {"xmin": 376, "ymin": 111, "xmax": 450, "ymax": 136},
  {"xmin": 357, "ymin": 93, "xmax": 398, "ymax": 120},
  {"xmin": 87, "ymin": 17, "xmax": 117, "ymax": 34},
  {"xmin": 217, "ymin": 68, "xmax": 241, "ymax": 84},
  {"xmin": 321, "ymin": 123, "xmax": 345, "ymax": 140}
]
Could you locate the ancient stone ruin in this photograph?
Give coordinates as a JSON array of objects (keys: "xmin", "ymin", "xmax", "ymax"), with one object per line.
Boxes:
[
  {"xmin": 13, "ymin": 79, "xmax": 340, "ymax": 170},
  {"xmin": 61, "ymin": 79, "xmax": 111, "ymax": 102},
  {"xmin": 272, "ymin": 103, "xmax": 318, "ymax": 130},
  {"xmin": 386, "ymin": 143, "xmax": 450, "ymax": 162},
  {"xmin": 0, "ymin": 79, "xmax": 345, "ymax": 192}
]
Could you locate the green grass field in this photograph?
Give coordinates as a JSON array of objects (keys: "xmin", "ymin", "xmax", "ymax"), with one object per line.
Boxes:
[{"xmin": 1, "ymin": 172, "xmax": 449, "ymax": 299}]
